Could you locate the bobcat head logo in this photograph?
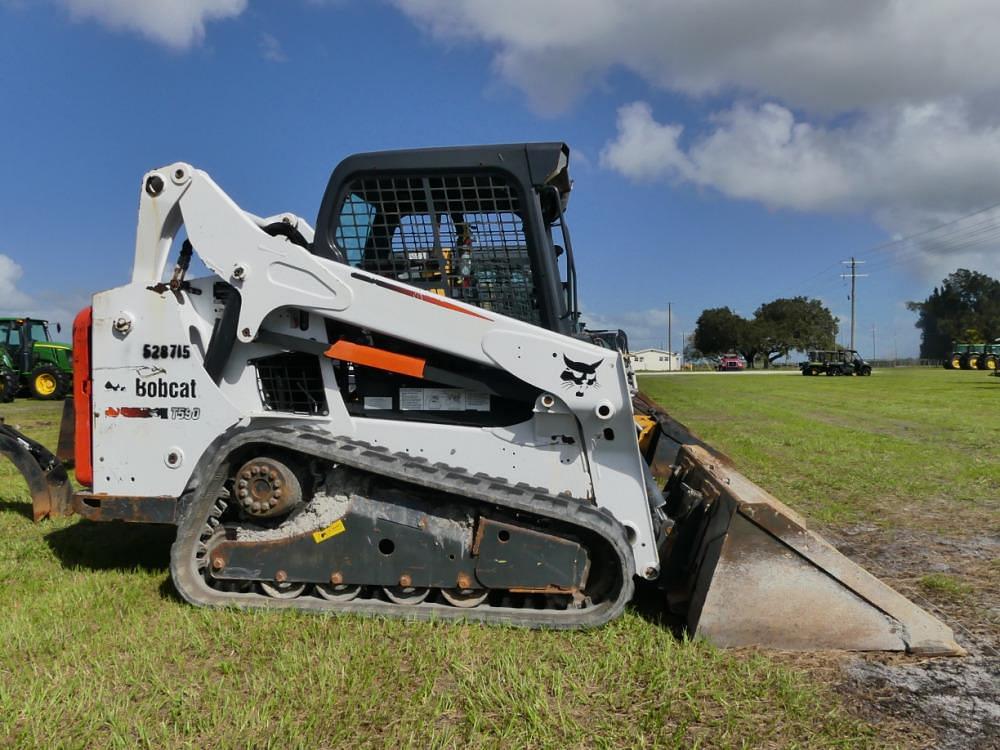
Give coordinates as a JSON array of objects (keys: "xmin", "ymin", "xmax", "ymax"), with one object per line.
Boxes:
[{"xmin": 561, "ymin": 355, "xmax": 602, "ymax": 397}]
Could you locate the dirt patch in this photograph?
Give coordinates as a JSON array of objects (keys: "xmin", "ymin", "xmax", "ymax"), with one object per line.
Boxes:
[
  {"xmin": 824, "ymin": 526, "xmax": 1000, "ymax": 748},
  {"xmin": 844, "ymin": 655, "xmax": 999, "ymax": 750}
]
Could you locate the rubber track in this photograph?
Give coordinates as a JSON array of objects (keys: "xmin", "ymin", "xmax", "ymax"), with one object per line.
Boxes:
[{"xmin": 169, "ymin": 422, "xmax": 635, "ymax": 628}]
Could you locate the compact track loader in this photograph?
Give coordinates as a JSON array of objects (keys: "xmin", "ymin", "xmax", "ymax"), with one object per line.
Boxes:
[{"xmin": 0, "ymin": 144, "xmax": 961, "ymax": 653}]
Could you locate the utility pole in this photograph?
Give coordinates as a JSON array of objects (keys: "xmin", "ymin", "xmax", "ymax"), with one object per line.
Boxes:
[
  {"xmin": 840, "ymin": 257, "xmax": 868, "ymax": 351},
  {"xmin": 871, "ymin": 325, "xmax": 876, "ymax": 362},
  {"xmin": 667, "ymin": 302, "xmax": 672, "ymax": 372}
]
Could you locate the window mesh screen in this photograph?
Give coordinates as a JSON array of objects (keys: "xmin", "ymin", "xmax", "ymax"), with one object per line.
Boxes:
[
  {"xmin": 334, "ymin": 173, "xmax": 540, "ymax": 325},
  {"xmin": 253, "ymin": 352, "xmax": 328, "ymax": 416}
]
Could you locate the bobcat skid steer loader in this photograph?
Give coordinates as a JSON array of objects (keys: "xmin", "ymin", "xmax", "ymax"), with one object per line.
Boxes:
[{"xmin": 0, "ymin": 143, "xmax": 961, "ymax": 654}]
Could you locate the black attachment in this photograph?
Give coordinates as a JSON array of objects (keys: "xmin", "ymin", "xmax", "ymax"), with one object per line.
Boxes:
[{"xmin": 0, "ymin": 418, "xmax": 73, "ymax": 520}]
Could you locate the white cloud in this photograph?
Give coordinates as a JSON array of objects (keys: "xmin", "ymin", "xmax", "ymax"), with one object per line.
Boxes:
[
  {"xmin": 392, "ymin": 1, "xmax": 1000, "ymax": 276},
  {"xmin": 0, "ymin": 254, "xmax": 34, "ymax": 310},
  {"xmin": 391, "ymin": 0, "xmax": 1000, "ymax": 115},
  {"xmin": 600, "ymin": 100, "xmax": 1000, "ymax": 277},
  {"xmin": 601, "ymin": 99, "xmax": 1000, "ymax": 216},
  {"xmin": 0, "ymin": 254, "xmax": 87, "ymax": 336},
  {"xmin": 597, "ymin": 102, "xmax": 688, "ymax": 182},
  {"xmin": 57, "ymin": 0, "xmax": 247, "ymax": 49},
  {"xmin": 259, "ymin": 31, "xmax": 286, "ymax": 62}
]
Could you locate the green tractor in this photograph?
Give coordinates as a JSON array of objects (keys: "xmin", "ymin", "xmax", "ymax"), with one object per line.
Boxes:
[
  {"xmin": 977, "ymin": 341, "xmax": 1000, "ymax": 371},
  {"xmin": 945, "ymin": 342, "xmax": 985, "ymax": 370},
  {"xmin": 0, "ymin": 318, "xmax": 72, "ymax": 400},
  {"xmin": 0, "ymin": 346, "xmax": 17, "ymax": 403}
]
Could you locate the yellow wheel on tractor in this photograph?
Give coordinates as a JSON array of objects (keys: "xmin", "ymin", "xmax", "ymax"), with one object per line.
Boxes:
[
  {"xmin": 968, "ymin": 355, "xmax": 980, "ymax": 369},
  {"xmin": 28, "ymin": 364, "xmax": 65, "ymax": 400},
  {"xmin": 950, "ymin": 356, "xmax": 962, "ymax": 369},
  {"xmin": 35, "ymin": 372, "xmax": 57, "ymax": 396}
]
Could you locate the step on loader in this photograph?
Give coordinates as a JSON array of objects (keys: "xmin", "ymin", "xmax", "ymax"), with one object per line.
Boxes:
[{"xmin": 0, "ymin": 144, "xmax": 962, "ymax": 654}]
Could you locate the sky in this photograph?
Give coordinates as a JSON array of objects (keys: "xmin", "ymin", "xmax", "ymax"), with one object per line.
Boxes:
[{"xmin": 2, "ymin": 1, "xmax": 1000, "ymax": 358}]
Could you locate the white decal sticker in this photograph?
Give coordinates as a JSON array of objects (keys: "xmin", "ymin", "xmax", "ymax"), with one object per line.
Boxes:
[
  {"xmin": 399, "ymin": 388, "xmax": 491, "ymax": 412},
  {"xmin": 364, "ymin": 396, "xmax": 393, "ymax": 410},
  {"xmin": 399, "ymin": 389, "xmax": 425, "ymax": 411},
  {"xmin": 465, "ymin": 392, "xmax": 491, "ymax": 412}
]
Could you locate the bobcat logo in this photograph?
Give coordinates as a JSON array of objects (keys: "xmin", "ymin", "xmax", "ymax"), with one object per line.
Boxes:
[{"xmin": 561, "ymin": 355, "xmax": 602, "ymax": 397}]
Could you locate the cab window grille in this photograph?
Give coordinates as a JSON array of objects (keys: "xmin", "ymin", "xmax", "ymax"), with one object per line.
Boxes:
[
  {"xmin": 253, "ymin": 352, "xmax": 328, "ymax": 416},
  {"xmin": 334, "ymin": 172, "xmax": 540, "ymax": 325}
]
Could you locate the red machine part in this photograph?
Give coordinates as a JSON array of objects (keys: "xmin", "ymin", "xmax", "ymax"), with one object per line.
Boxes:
[{"xmin": 72, "ymin": 307, "xmax": 93, "ymax": 486}]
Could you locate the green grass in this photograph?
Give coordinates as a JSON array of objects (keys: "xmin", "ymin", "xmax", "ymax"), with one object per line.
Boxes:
[
  {"xmin": 918, "ymin": 573, "xmax": 973, "ymax": 599},
  {"xmin": 639, "ymin": 367, "xmax": 1000, "ymax": 532},
  {"xmin": 4, "ymin": 373, "xmax": 982, "ymax": 748}
]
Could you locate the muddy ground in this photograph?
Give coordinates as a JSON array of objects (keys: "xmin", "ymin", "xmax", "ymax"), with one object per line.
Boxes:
[{"xmin": 827, "ymin": 527, "xmax": 999, "ymax": 749}]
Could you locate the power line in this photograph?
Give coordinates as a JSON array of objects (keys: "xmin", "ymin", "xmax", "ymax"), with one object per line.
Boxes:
[
  {"xmin": 780, "ymin": 258, "xmax": 845, "ymax": 299},
  {"xmin": 861, "ymin": 223, "xmax": 1000, "ymax": 274},
  {"xmin": 781, "ymin": 199, "xmax": 1000, "ymax": 301},
  {"xmin": 863, "ymin": 198, "xmax": 1000, "ymax": 257}
]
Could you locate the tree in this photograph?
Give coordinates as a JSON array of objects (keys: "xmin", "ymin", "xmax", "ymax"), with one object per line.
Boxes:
[
  {"xmin": 754, "ymin": 297, "xmax": 837, "ymax": 366},
  {"xmin": 693, "ymin": 297, "xmax": 836, "ymax": 368},
  {"xmin": 693, "ymin": 307, "xmax": 745, "ymax": 357},
  {"xmin": 907, "ymin": 269, "xmax": 1000, "ymax": 358},
  {"xmin": 735, "ymin": 318, "xmax": 765, "ymax": 368}
]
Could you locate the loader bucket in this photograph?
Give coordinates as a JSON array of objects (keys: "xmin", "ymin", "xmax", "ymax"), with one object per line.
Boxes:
[
  {"xmin": 660, "ymin": 444, "xmax": 964, "ymax": 655},
  {"xmin": 632, "ymin": 391, "xmax": 963, "ymax": 655},
  {"xmin": 0, "ymin": 417, "xmax": 73, "ymax": 521}
]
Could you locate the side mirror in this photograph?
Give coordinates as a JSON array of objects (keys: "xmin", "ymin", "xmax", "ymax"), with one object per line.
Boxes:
[
  {"xmin": 56, "ymin": 323, "xmax": 62, "ymax": 334},
  {"xmin": 553, "ymin": 244, "xmax": 564, "ymax": 258}
]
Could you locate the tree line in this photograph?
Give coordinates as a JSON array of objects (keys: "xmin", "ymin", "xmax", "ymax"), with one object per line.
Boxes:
[
  {"xmin": 690, "ymin": 269, "xmax": 999, "ymax": 366},
  {"xmin": 907, "ymin": 269, "xmax": 1000, "ymax": 358},
  {"xmin": 692, "ymin": 297, "xmax": 837, "ymax": 368}
]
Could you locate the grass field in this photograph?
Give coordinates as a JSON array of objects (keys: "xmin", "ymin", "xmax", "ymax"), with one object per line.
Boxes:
[
  {"xmin": 641, "ymin": 367, "xmax": 999, "ymax": 534},
  {"xmin": 1, "ymin": 368, "xmax": 996, "ymax": 748}
]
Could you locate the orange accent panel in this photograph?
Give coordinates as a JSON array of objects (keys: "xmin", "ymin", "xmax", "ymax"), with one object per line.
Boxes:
[
  {"xmin": 72, "ymin": 306, "xmax": 93, "ymax": 487},
  {"xmin": 324, "ymin": 340, "xmax": 426, "ymax": 379}
]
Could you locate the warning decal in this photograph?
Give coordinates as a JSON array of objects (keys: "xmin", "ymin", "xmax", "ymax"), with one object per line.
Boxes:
[
  {"xmin": 398, "ymin": 388, "xmax": 491, "ymax": 412},
  {"xmin": 312, "ymin": 519, "xmax": 346, "ymax": 543}
]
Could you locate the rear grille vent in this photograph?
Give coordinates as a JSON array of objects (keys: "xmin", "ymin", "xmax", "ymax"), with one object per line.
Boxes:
[{"xmin": 253, "ymin": 352, "xmax": 328, "ymax": 416}]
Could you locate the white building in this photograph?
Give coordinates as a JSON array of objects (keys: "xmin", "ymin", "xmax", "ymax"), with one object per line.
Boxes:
[{"xmin": 630, "ymin": 348, "xmax": 682, "ymax": 372}]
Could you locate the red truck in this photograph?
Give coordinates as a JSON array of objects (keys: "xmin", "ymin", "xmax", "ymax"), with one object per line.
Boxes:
[{"xmin": 716, "ymin": 353, "xmax": 746, "ymax": 371}]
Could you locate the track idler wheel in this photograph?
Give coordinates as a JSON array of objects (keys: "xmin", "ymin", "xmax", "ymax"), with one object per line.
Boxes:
[
  {"xmin": 441, "ymin": 588, "xmax": 489, "ymax": 608},
  {"xmin": 316, "ymin": 583, "xmax": 362, "ymax": 602},
  {"xmin": 383, "ymin": 585, "xmax": 430, "ymax": 604},
  {"xmin": 234, "ymin": 457, "xmax": 302, "ymax": 518},
  {"xmin": 260, "ymin": 579, "xmax": 307, "ymax": 599}
]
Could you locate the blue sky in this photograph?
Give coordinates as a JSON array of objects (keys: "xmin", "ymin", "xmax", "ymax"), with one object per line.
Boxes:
[{"xmin": 3, "ymin": 1, "xmax": 1000, "ymax": 358}]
